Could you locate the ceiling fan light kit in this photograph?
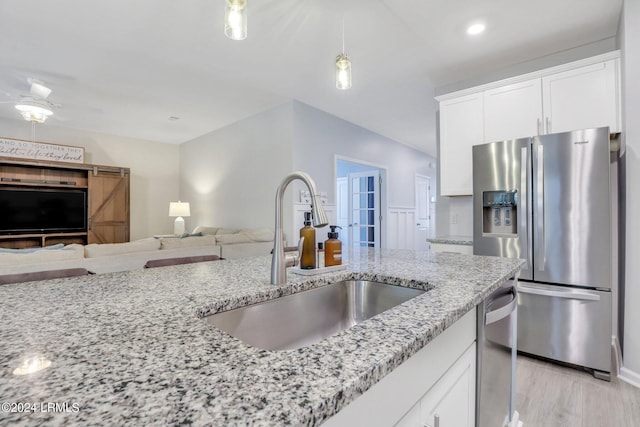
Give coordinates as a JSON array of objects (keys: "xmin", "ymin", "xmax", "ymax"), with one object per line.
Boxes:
[
  {"xmin": 225, "ymin": 0, "xmax": 247, "ymax": 41},
  {"xmin": 15, "ymin": 101, "xmax": 53, "ymax": 123}
]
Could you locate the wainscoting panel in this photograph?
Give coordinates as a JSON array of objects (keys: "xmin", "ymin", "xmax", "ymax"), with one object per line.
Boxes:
[{"xmin": 387, "ymin": 207, "xmax": 417, "ymax": 250}]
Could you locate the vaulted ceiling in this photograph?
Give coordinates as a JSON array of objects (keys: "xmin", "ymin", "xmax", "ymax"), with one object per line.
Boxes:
[{"xmin": 0, "ymin": 0, "xmax": 623, "ymax": 157}]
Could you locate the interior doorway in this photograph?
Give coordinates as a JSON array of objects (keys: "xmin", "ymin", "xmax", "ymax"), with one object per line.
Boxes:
[{"xmin": 336, "ymin": 158, "xmax": 386, "ymax": 249}]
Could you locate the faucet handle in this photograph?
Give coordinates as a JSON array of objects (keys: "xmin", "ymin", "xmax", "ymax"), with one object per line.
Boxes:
[{"xmin": 285, "ymin": 236, "xmax": 304, "ymax": 268}]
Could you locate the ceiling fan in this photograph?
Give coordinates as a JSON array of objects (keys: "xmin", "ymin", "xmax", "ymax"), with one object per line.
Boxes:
[{"xmin": 0, "ymin": 78, "xmax": 62, "ymax": 123}]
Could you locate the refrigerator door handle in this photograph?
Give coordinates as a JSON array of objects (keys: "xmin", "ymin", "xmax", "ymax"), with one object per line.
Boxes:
[
  {"xmin": 485, "ymin": 287, "xmax": 518, "ymax": 325},
  {"xmin": 520, "ymin": 146, "xmax": 531, "ymax": 270},
  {"xmin": 537, "ymin": 144, "xmax": 545, "ymax": 271},
  {"xmin": 518, "ymin": 283, "xmax": 601, "ymax": 301}
]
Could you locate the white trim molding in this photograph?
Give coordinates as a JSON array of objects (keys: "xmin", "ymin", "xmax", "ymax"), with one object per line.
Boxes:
[{"xmin": 619, "ymin": 366, "xmax": 640, "ymax": 389}]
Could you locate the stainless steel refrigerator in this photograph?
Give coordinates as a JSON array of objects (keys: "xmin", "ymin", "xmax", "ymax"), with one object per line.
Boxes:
[{"xmin": 472, "ymin": 127, "xmax": 614, "ymax": 379}]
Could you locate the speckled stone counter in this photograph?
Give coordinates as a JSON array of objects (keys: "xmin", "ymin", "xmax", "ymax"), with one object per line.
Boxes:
[
  {"xmin": 0, "ymin": 248, "xmax": 523, "ymax": 426},
  {"xmin": 427, "ymin": 235, "xmax": 473, "ymax": 246}
]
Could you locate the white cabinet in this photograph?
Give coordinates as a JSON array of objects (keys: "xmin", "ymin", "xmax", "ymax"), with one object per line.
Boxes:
[
  {"xmin": 323, "ymin": 309, "xmax": 477, "ymax": 427},
  {"xmin": 437, "ymin": 52, "xmax": 620, "ymax": 196},
  {"xmin": 439, "ymin": 93, "xmax": 484, "ymax": 196},
  {"xmin": 396, "ymin": 342, "xmax": 476, "ymax": 427},
  {"xmin": 429, "ymin": 242, "xmax": 473, "ymax": 255},
  {"xmin": 483, "ymin": 78, "xmax": 542, "ymax": 142},
  {"xmin": 542, "ymin": 59, "xmax": 620, "ymax": 134},
  {"xmin": 418, "ymin": 343, "xmax": 476, "ymax": 427}
]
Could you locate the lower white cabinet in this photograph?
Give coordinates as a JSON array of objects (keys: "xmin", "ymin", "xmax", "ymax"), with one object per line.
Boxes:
[
  {"xmin": 429, "ymin": 242, "xmax": 473, "ymax": 255},
  {"xmin": 323, "ymin": 309, "xmax": 476, "ymax": 427},
  {"xmin": 397, "ymin": 342, "xmax": 476, "ymax": 427}
]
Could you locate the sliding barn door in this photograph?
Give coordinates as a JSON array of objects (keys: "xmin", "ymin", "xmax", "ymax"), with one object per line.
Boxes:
[{"xmin": 88, "ymin": 170, "xmax": 130, "ymax": 244}]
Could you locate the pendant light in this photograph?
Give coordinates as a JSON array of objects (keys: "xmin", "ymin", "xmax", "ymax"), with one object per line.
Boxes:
[
  {"xmin": 336, "ymin": 18, "xmax": 352, "ymax": 90},
  {"xmin": 225, "ymin": 0, "xmax": 247, "ymax": 41}
]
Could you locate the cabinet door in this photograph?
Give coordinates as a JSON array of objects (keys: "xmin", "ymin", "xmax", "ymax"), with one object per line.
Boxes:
[
  {"xmin": 542, "ymin": 59, "xmax": 620, "ymax": 134},
  {"xmin": 439, "ymin": 93, "xmax": 483, "ymax": 196},
  {"xmin": 484, "ymin": 78, "xmax": 543, "ymax": 142},
  {"xmin": 88, "ymin": 170, "xmax": 130, "ymax": 244},
  {"xmin": 419, "ymin": 343, "xmax": 476, "ymax": 427}
]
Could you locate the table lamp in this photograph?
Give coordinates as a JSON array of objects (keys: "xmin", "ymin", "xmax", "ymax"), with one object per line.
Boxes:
[{"xmin": 169, "ymin": 201, "xmax": 190, "ymax": 235}]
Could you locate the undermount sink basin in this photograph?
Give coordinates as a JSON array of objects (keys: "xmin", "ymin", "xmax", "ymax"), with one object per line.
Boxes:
[{"xmin": 205, "ymin": 280, "xmax": 426, "ymax": 350}]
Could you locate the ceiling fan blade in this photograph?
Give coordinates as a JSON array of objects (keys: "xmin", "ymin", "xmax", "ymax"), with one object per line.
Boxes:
[{"xmin": 28, "ymin": 78, "xmax": 52, "ymax": 99}]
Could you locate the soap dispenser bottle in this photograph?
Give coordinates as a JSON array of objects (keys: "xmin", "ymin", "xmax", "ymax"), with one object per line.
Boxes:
[
  {"xmin": 324, "ymin": 225, "xmax": 342, "ymax": 267},
  {"xmin": 299, "ymin": 211, "xmax": 316, "ymax": 269}
]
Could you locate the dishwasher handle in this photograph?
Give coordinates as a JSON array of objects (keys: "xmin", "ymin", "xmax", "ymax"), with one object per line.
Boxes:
[{"xmin": 485, "ymin": 287, "xmax": 517, "ymax": 326}]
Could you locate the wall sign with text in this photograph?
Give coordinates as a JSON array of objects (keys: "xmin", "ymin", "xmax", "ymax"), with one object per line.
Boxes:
[{"xmin": 0, "ymin": 137, "xmax": 85, "ymax": 164}]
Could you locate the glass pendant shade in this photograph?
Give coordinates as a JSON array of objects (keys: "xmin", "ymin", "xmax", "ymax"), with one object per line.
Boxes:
[
  {"xmin": 335, "ymin": 53, "xmax": 352, "ymax": 90},
  {"xmin": 225, "ymin": 0, "xmax": 247, "ymax": 41}
]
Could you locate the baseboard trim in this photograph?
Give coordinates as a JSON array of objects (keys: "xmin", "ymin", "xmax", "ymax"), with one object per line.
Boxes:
[
  {"xmin": 619, "ymin": 366, "xmax": 640, "ymax": 389},
  {"xmin": 612, "ymin": 336, "xmax": 622, "ymax": 375}
]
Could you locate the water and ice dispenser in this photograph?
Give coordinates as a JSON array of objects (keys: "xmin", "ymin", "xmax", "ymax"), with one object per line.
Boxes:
[{"xmin": 482, "ymin": 190, "xmax": 518, "ymax": 236}]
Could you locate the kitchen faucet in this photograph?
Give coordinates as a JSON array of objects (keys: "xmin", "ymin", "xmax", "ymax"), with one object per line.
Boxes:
[{"xmin": 271, "ymin": 171, "xmax": 328, "ymax": 285}]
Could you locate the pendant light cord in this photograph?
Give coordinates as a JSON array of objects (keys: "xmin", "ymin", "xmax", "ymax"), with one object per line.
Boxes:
[{"xmin": 342, "ymin": 17, "xmax": 345, "ymax": 54}]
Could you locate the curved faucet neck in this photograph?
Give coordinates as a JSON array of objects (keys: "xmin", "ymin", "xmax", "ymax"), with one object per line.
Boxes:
[{"xmin": 271, "ymin": 172, "xmax": 328, "ymax": 285}]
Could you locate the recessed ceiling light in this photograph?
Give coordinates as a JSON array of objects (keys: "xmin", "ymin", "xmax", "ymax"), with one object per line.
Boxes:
[{"xmin": 467, "ymin": 23, "xmax": 486, "ymax": 35}]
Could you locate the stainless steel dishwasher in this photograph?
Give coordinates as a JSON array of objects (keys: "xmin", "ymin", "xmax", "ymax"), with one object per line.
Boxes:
[{"xmin": 476, "ymin": 276, "xmax": 519, "ymax": 427}]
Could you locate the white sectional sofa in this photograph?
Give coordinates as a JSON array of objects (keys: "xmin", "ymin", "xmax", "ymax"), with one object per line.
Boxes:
[{"xmin": 0, "ymin": 226, "xmax": 277, "ymax": 277}]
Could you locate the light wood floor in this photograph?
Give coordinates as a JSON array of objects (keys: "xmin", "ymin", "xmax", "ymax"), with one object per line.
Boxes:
[{"xmin": 516, "ymin": 355, "xmax": 640, "ymax": 427}]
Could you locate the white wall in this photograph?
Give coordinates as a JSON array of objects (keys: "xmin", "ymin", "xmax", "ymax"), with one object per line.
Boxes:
[
  {"xmin": 292, "ymin": 102, "xmax": 436, "ymax": 208},
  {"xmin": 179, "ymin": 103, "xmax": 294, "ymax": 233},
  {"xmin": 620, "ymin": 0, "xmax": 640, "ymax": 386},
  {"xmin": 177, "ymin": 101, "xmax": 436, "ymax": 246},
  {"xmin": 291, "ymin": 102, "xmax": 437, "ymax": 248},
  {"xmin": 0, "ymin": 117, "xmax": 180, "ymax": 240}
]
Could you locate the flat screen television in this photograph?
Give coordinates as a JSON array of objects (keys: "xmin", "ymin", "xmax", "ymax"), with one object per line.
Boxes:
[{"xmin": 0, "ymin": 188, "xmax": 87, "ymax": 234}]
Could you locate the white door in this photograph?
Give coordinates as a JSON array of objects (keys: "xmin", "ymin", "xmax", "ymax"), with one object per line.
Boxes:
[
  {"xmin": 336, "ymin": 177, "xmax": 349, "ymax": 248},
  {"xmin": 415, "ymin": 175, "xmax": 431, "ymax": 251},
  {"xmin": 348, "ymin": 171, "xmax": 381, "ymax": 248}
]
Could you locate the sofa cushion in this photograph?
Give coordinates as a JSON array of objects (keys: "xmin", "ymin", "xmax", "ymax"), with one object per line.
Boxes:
[
  {"xmin": 159, "ymin": 235, "xmax": 216, "ymax": 250},
  {"xmin": 214, "ymin": 233, "xmax": 253, "ymax": 245},
  {"xmin": 240, "ymin": 228, "xmax": 274, "ymax": 242},
  {"xmin": 192, "ymin": 226, "xmax": 220, "ymax": 236},
  {"xmin": 0, "ymin": 243, "xmax": 65, "ymax": 254},
  {"xmin": 0, "ymin": 244, "xmax": 85, "ymax": 266},
  {"xmin": 84, "ymin": 238, "xmax": 161, "ymax": 258}
]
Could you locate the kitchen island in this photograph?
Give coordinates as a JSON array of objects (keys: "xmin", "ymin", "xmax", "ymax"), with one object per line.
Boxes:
[{"xmin": 0, "ymin": 248, "xmax": 523, "ymax": 426}]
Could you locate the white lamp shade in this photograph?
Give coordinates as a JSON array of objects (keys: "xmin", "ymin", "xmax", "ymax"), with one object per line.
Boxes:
[{"xmin": 169, "ymin": 201, "xmax": 191, "ymax": 217}]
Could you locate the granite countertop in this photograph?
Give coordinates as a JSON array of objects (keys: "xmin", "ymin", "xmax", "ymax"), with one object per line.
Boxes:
[
  {"xmin": 427, "ymin": 235, "xmax": 474, "ymax": 246},
  {"xmin": 0, "ymin": 248, "xmax": 523, "ymax": 426}
]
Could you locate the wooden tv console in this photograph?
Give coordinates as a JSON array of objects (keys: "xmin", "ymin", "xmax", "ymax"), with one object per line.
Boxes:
[{"xmin": 0, "ymin": 157, "xmax": 130, "ymax": 249}]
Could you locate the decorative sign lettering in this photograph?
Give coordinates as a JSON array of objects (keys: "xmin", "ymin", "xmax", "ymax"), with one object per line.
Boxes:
[{"xmin": 0, "ymin": 137, "xmax": 85, "ymax": 164}]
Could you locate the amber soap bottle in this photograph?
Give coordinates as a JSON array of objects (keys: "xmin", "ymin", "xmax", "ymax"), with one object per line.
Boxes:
[
  {"xmin": 324, "ymin": 225, "xmax": 342, "ymax": 267},
  {"xmin": 300, "ymin": 211, "xmax": 316, "ymax": 269}
]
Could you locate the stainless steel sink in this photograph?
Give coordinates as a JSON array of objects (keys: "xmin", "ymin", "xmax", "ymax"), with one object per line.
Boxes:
[{"xmin": 204, "ymin": 280, "xmax": 425, "ymax": 350}]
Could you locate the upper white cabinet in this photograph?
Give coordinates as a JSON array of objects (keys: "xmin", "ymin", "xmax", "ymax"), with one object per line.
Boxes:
[
  {"xmin": 439, "ymin": 93, "xmax": 483, "ymax": 196},
  {"xmin": 484, "ymin": 78, "xmax": 543, "ymax": 143},
  {"xmin": 542, "ymin": 60, "xmax": 620, "ymax": 134},
  {"xmin": 437, "ymin": 51, "xmax": 620, "ymax": 196}
]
